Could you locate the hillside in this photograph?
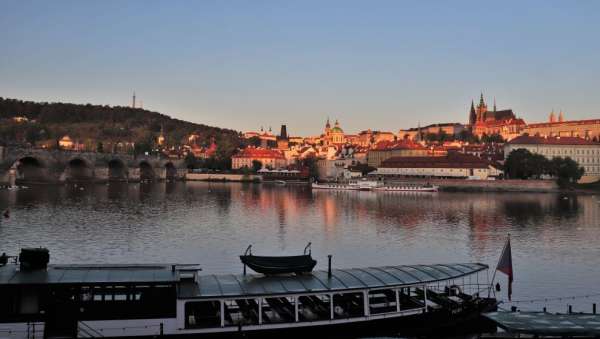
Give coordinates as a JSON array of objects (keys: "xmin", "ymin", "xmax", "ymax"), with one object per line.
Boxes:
[{"xmin": 0, "ymin": 97, "xmax": 242, "ymax": 158}]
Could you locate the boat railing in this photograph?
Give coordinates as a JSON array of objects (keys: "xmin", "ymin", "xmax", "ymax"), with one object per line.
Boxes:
[
  {"xmin": 303, "ymin": 242, "xmax": 312, "ymax": 255},
  {"xmin": 79, "ymin": 321, "xmax": 105, "ymax": 337}
]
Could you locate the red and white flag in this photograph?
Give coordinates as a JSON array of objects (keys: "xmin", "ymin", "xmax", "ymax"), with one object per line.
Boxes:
[{"xmin": 496, "ymin": 235, "xmax": 514, "ymax": 300}]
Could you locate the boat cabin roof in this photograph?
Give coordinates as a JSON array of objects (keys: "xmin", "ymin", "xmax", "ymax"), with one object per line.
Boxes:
[
  {"xmin": 179, "ymin": 263, "xmax": 487, "ymax": 299},
  {"xmin": 0, "ymin": 264, "xmax": 179, "ymax": 286}
]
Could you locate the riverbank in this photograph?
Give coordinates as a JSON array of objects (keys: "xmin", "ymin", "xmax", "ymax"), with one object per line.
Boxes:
[{"xmin": 384, "ymin": 178, "xmax": 563, "ymax": 193}]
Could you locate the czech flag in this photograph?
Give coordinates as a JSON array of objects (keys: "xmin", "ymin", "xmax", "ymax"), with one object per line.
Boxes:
[{"xmin": 496, "ymin": 235, "xmax": 513, "ymax": 300}]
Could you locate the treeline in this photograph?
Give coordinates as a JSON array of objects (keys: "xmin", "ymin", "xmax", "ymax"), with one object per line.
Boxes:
[
  {"xmin": 504, "ymin": 148, "xmax": 585, "ymax": 186},
  {"xmin": 0, "ymin": 97, "xmax": 243, "ymax": 161}
]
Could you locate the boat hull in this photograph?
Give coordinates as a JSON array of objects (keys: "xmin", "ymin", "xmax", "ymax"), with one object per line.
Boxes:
[{"xmin": 98, "ymin": 298, "xmax": 498, "ymax": 338}]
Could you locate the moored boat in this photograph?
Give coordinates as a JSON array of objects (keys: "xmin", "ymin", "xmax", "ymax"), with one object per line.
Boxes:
[
  {"xmin": 0, "ymin": 248, "xmax": 497, "ymax": 338},
  {"xmin": 240, "ymin": 244, "xmax": 317, "ymax": 275},
  {"xmin": 373, "ymin": 183, "xmax": 439, "ymax": 192}
]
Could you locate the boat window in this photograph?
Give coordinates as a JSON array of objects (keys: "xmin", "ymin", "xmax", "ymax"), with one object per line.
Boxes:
[
  {"xmin": 399, "ymin": 287, "xmax": 425, "ymax": 311},
  {"xmin": 0, "ymin": 287, "xmax": 19, "ymax": 317},
  {"xmin": 298, "ymin": 294, "xmax": 330, "ymax": 322},
  {"xmin": 223, "ymin": 299, "xmax": 260, "ymax": 326},
  {"xmin": 368, "ymin": 289, "xmax": 397, "ymax": 314},
  {"xmin": 185, "ymin": 301, "xmax": 221, "ymax": 329},
  {"xmin": 260, "ymin": 297, "xmax": 295, "ymax": 324},
  {"xmin": 333, "ymin": 292, "xmax": 364, "ymax": 319}
]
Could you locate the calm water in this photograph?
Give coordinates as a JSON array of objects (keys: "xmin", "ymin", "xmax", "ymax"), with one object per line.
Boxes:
[{"xmin": 1, "ymin": 182, "xmax": 600, "ymax": 315}]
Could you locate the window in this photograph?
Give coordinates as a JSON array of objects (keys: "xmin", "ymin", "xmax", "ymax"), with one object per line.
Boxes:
[
  {"xmin": 368, "ymin": 289, "xmax": 397, "ymax": 314},
  {"xmin": 333, "ymin": 292, "xmax": 364, "ymax": 319},
  {"xmin": 185, "ymin": 301, "xmax": 221, "ymax": 329},
  {"xmin": 298, "ymin": 294, "xmax": 330, "ymax": 322}
]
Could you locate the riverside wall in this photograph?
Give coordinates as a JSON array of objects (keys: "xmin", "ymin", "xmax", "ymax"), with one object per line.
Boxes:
[
  {"xmin": 384, "ymin": 177, "xmax": 560, "ymax": 193},
  {"xmin": 185, "ymin": 173, "xmax": 262, "ymax": 182}
]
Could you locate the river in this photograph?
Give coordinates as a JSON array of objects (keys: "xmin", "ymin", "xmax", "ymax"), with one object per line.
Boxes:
[{"xmin": 1, "ymin": 182, "xmax": 600, "ymax": 320}]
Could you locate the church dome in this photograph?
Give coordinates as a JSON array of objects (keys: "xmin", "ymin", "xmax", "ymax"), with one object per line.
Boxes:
[{"xmin": 331, "ymin": 126, "xmax": 344, "ymax": 133}]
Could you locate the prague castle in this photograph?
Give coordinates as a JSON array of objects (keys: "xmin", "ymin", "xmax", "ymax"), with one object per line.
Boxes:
[{"xmin": 469, "ymin": 93, "xmax": 525, "ymax": 140}]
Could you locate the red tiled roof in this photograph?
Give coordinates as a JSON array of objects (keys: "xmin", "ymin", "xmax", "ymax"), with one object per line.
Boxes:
[
  {"xmin": 380, "ymin": 154, "xmax": 490, "ymax": 169},
  {"xmin": 526, "ymin": 119, "xmax": 600, "ymax": 128},
  {"xmin": 372, "ymin": 140, "xmax": 427, "ymax": 151},
  {"xmin": 233, "ymin": 147, "xmax": 285, "ymax": 159},
  {"xmin": 508, "ymin": 135, "xmax": 599, "ymax": 146}
]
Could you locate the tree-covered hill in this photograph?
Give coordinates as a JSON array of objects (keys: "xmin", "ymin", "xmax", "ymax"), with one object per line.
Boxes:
[{"xmin": 0, "ymin": 97, "xmax": 242, "ymax": 156}]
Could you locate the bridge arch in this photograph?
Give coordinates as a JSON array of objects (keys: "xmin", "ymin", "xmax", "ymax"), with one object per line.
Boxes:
[
  {"xmin": 108, "ymin": 158, "xmax": 128, "ymax": 181},
  {"xmin": 13, "ymin": 156, "xmax": 48, "ymax": 183},
  {"xmin": 165, "ymin": 162, "xmax": 177, "ymax": 181},
  {"xmin": 66, "ymin": 157, "xmax": 94, "ymax": 182},
  {"xmin": 139, "ymin": 160, "xmax": 155, "ymax": 182}
]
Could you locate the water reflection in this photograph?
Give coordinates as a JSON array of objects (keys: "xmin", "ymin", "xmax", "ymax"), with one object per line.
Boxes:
[{"xmin": 1, "ymin": 183, "xmax": 600, "ymax": 312}]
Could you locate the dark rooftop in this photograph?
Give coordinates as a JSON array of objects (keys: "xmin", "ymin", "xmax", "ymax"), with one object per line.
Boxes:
[
  {"xmin": 0, "ymin": 264, "xmax": 179, "ymax": 285},
  {"xmin": 179, "ymin": 263, "xmax": 487, "ymax": 299}
]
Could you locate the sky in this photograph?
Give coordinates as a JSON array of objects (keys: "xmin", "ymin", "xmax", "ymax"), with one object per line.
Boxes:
[{"xmin": 1, "ymin": 0, "xmax": 599, "ymax": 136}]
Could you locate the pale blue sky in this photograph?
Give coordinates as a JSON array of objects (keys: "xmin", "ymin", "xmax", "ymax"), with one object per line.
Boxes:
[{"xmin": 1, "ymin": 0, "xmax": 599, "ymax": 136}]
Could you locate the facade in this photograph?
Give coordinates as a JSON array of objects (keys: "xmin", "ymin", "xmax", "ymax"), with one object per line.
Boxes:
[
  {"xmin": 276, "ymin": 124, "xmax": 289, "ymax": 150},
  {"xmin": 58, "ymin": 135, "xmax": 74, "ymax": 149},
  {"xmin": 505, "ymin": 135, "xmax": 600, "ymax": 183},
  {"xmin": 469, "ymin": 94, "xmax": 525, "ymax": 140},
  {"xmin": 375, "ymin": 154, "xmax": 501, "ymax": 179},
  {"xmin": 316, "ymin": 158, "xmax": 360, "ymax": 180},
  {"xmin": 523, "ymin": 116, "xmax": 600, "ymax": 141},
  {"xmin": 367, "ymin": 140, "xmax": 430, "ymax": 168},
  {"xmin": 231, "ymin": 147, "xmax": 286, "ymax": 170},
  {"xmin": 322, "ymin": 118, "xmax": 345, "ymax": 146},
  {"xmin": 399, "ymin": 123, "xmax": 465, "ymax": 141}
]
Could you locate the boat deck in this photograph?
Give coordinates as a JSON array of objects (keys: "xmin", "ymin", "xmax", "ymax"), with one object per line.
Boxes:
[
  {"xmin": 178, "ymin": 263, "xmax": 487, "ymax": 299},
  {"xmin": 484, "ymin": 311, "xmax": 600, "ymax": 337},
  {"xmin": 0, "ymin": 264, "xmax": 179, "ymax": 285}
]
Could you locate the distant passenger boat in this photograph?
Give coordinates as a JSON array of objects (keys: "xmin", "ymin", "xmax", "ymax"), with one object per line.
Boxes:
[
  {"xmin": 312, "ymin": 179, "xmax": 438, "ymax": 192},
  {"xmin": 0, "ymin": 248, "xmax": 497, "ymax": 338},
  {"xmin": 373, "ymin": 183, "xmax": 439, "ymax": 192}
]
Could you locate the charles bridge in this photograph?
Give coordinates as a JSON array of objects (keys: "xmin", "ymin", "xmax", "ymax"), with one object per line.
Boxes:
[{"xmin": 0, "ymin": 146, "xmax": 186, "ymax": 185}]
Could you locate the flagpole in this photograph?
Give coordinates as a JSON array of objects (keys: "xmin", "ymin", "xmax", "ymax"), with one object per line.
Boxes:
[{"xmin": 488, "ymin": 233, "xmax": 510, "ymax": 298}]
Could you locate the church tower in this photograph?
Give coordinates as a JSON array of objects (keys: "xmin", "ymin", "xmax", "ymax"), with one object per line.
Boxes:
[
  {"xmin": 549, "ymin": 109, "xmax": 556, "ymax": 123},
  {"xmin": 469, "ymin": 100, "xmax": 477, "ymax": 125},
  {"xmin": 476, "ymin": 93, "xmax": 488, "ymax": 122}
]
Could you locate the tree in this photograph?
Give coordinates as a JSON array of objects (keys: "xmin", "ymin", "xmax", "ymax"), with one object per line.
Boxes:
[
  {"xmin": 504, "ymin": 148, "xmax": 548, "ymax": 179},
  {"xmin": 96, "ymin": 142, "xmax": 104, "ymax": 153},
  {"xmin": 549, "ymin": 157, "xmax": 585, "ymax": 187},
  {"xmin": 481, "ymin": 133, "xmax": 504, "ymax": 144},
  {"xmin": 251, "ymin": 160, "xmax": 263, "ymax": 172},
  {"xmin": 184, "ymin": 153, "xmax": 197, "ymax": 169}
]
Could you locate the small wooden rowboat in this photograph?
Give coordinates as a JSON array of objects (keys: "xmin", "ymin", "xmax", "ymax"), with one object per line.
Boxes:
[{"xmin": 240, "ymin": 243, "xmax": 317, "ymax": 275}]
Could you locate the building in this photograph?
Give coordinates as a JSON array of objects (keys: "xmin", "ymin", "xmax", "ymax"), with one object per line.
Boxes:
[
  {"xmin": 322, "ymin": 118, "xmax": 345, "ymax": 146},
  {"xmin": 58, "ymin": 135, "xmax": 74, "ymax": 149},
  {"xmin": 375, "ymin": 153, "xmax": 501, "ymax": 179},
  {"xmin": 399, "ymin": 123, "xmax": 465, "ymax": 141},
  {"xmin": 231, "ymin": 147, "xmax": 286, "ymax": 170},
  {"xmin": 469, "ymin": 94, "xmax": 525, "ymax": 140},
  {"xmin": 505, "ymin": 135, "xmax": 600, "ymax": 183},
  {"xmin": 367, "ymin": 140, "xmax": 431, "ymax": 168},
  {"xmin": 522, "ymin": 111, "xmax": 600, "ymax": 141},
  {"xmin": 277, "ymin": 125, "xmax": 289, "ymax": 150}
]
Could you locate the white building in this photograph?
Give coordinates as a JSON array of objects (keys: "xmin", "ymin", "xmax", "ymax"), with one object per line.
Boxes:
[
  {"xmin": 375, "ymin": 154, "xmax": 501, "ymax": 180},
  {"xmin": 505, "ymin": 135, "xmax": 600, "ymax": 183}
]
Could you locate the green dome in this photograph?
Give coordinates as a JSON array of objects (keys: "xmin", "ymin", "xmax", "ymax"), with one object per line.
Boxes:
[{"xmin": 331, "ymin": 126, "xmax": 344, "ymax": 133}]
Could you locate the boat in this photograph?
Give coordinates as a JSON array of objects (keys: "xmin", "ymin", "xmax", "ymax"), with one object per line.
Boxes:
[
  {"xmin": 0, "ymin": 248, "xmax": 497, "ymax": 338},
  {"xmin": 373, "ymin": 183, "xmax": 439, "ymax": 192},
  {"xmin": 311, "ymin": 178, "xmax": 382, "ymax": 191},
  {"xmin": 312, "ymin": 179, "xmax": 438, "ymax": 192},
  {"xmin": 240, "ymin": 244, "xmax": 317, "ymax": 275}
]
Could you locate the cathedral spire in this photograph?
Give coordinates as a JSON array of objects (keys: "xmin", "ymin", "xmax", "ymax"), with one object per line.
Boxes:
[
  {"xmin": 493, "ymin": 97, "xmax": 496, "ymax": 112},
  {"xmin": 469, "ymin": 100, "xmax": 477, "ymax": 125},
  {"xmin": 479, "ymin": 92, "xmax": 485, "ymax": 107}
]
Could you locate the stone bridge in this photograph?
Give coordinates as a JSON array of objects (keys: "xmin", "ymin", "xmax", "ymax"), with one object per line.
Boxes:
[{"xmin": 0, "ymin": 146, "xmax": 186, "ymax": 185}]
